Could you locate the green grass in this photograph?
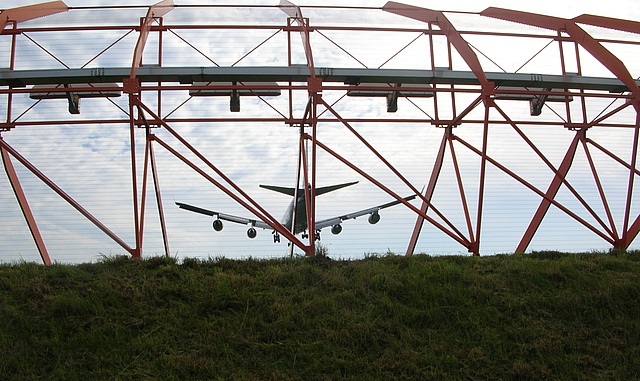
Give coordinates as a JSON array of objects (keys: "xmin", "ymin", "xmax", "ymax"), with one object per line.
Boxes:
[{"xmin": 1, "ymin": 251, "xmax": 639, "ymax": 380}]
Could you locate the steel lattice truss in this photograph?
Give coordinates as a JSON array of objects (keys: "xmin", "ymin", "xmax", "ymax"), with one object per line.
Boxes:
[{"xmin": 2, "ymin": 0, "xmax": 640, "ymax": 264}]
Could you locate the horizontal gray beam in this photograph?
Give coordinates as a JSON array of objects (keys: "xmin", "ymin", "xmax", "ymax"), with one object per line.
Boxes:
[{"xmin": 0, "ymin": 66, "xmax": 634, "ymax": 93}]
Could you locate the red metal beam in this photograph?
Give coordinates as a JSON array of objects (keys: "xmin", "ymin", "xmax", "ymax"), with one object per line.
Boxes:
[
  {"xmin": 515, "ymin": 132, "xmax": 581, "ymax": 253},
  {"xmin": 151, "ymin": 134, "xmax": 307, "ymax": 250},
  {"xmin": 581, "ymin": 137, "xmax": 619, "ymax": 242},
  {"xmin": 0, "ymin": 1, "xmax": 68, "ymax": 32},
  {"xmin": 133, "ymin": 100, "xmax": 308, "ymax": 250},
  {"xmin": 1, "ymin": 138, "xmax": 51, "ymax": 265},
  {"xmin": 448, "ymin": 132, "xmax": 474, "ymax": 245},
  {"xmin": 0, "ymin": 138, "xmax": 135, "ymax": 255},
  {"xmin": 138, "ymin": 127, "xmax": 171, "ymax": 258},
  {"xmin": 130, "ymin": 0, "xmax": 174, "ymax": 80},
  {"xmin": 472, "ymin": 105, "xmax": 492, "ymax": 256},
  {"xmin": 149, "ymin": 137, "xmax": 171, "ymax": 258},
  {"xmin": 481, "ymin": 7, "xmax": 640, "ymax": 109},
  {"xmin": 279, "ymin": 0, "xmax": 315, "ymax": 76},
  {"xmin": 494, "ymin": 104, "xmax": 614, "ymax": 237},
  {"xmin": 320, "ymin": 97, "xmax": 466, "ymax": 241},
  {"xmin": 312, "ymin": 135, "xmax": 471, "ymax": 248},
  {"xmin": 622, "ymin": 112, "xmax": 640, "ymax": 246},
  {"xmin": 129, "ymin": 97, "xmax": 141, "ymax": 257},
  {"xmin": 574, "ymin": 14, "xmax": 640, "ymax": 35},
  {"xmin": 383, "ymin": 2, "xmax": 494, "ymax": 96},
  {"xmin": 406, "ymin": 128, "xmax": 448, "ymax": 256},
  {"xmin": 454, "ymin": 134, "xmax": 614, "ymax": 245}
]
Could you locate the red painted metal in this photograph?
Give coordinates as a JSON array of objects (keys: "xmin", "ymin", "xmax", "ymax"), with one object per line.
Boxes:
[
  {"xmin": 279, "ymin": 0, "xmax": 315, "ymax": 76},
  {"xmin": 138, "ymin": 125, "xmax": 170, "ymax": 258},
  {"xmin": 406, "ymin": 129, "xmax": 449, "ymax": 256},
  {"xmin": 130, "ymin": 0, "xmax": 174, "ymax": 80},
  {"xmin": 0, "ymin": 1, "xmax": 68, "ymax": 32},
  {"xmin": 134, "ymin": 100, "xmax": 308, "ymax": 250},
  {"xmin": 573, "ymin": 14, "xmax": 640, "ymax": 35},
  {"xmin": 0, "ymin": 138, "xmax": 135, "ymax": 254},
  {"xmin": 481, "ymin": 7, "xmax": 640, "ymax": 107},
  {"xmin": 622, "ymin": 112, "xmax": 640, "ymax": 245},
  {"xmin": 149, "ymin": 137, "xmax": 171, "ymax": 258},
  {"xmin": 405, "ymin": 95, "xmax": 484, "ymax": 255},
  {"xmin": 312, "ymin": 135, "xmax": 471, "ymax": 248},
  {"xmin": 515, "ymin": 132, "xmax": 581, "ymax": 253},
  {"xmin": 279, "ymin": 0, "xmax": 321, "ymax": 256},
  {"xmin": 151, "ymin": 134, "xmax": 307, "ymax": 251},
  {"xmin": 383, "ymin": 2, "xmax": 494, "ymax": 97},
  {"xmin": 128, "ymin": 98, "xmax": 141, "ymax": 257},
  {"xmin": 581, "ymin": 137, "xmax": 619, "ymax": 242},
  {"xmin": 322, "ymin": 96, "xmax": 469, "ymax": 243},
  {"xmin": 494, "ymin": 105, "xmax": 614, "ymax": 237},
  {"xmin": 472, "ymin": 105, "xmax": 492, "ymax": 256},
  {"xmin": 1, "ymin": 138, "xmax": 51, "ymax": 265},
  {"xmin": 454, "ymin": 133, "xmax": 615, "ymax": 245},
  {"xmin": 448, "ymin": 132, "xmax": 474, "ymax": 244}
]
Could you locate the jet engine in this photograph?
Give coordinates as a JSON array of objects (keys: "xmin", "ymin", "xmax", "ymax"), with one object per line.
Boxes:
[
  {"xmin": 368, "ymin": 211, "xmax": 380, "ymax": 224},
  {"xmin": 247, "ymin": 227, "xmax": 257, "ymax": 239},
  {"xmin": 213, "ymin": 219, "xmax": 223, "ymax": 231},
  {"xmin": 331, "ymin": 224, "xmax": 342, "ymax": 235}
]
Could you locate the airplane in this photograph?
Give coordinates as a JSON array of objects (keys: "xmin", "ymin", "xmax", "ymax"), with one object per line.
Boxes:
[{"xmin": 175, "ymin": 181, "xmax": 417, "ymax": 242}]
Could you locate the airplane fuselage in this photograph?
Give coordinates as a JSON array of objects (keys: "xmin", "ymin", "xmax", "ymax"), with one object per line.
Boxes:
[{"xmin": 281, "ymin": 195, "xmax": 308, "ymax": 234}]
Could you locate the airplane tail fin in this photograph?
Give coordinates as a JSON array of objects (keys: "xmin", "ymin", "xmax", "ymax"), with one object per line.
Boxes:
[{"xmin": 260, "ymin": 181, "xmax": 358, "ymax": 197}]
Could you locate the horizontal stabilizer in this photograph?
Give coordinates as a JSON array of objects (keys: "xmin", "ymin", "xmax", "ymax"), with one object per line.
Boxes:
[{"xmin": 260, "ymin": 181, "xmax": 358, "ymax": 197}]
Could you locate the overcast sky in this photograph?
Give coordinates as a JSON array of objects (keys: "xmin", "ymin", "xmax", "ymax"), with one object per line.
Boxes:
[{"xmin": 2, "ymin": 1, "xmax": 640, "ymax": 263}]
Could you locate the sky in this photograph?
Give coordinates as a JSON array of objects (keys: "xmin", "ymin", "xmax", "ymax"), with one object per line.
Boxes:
[{"xmin": 2, "ymin": 1, "xmax": 640, "ymax": 264}]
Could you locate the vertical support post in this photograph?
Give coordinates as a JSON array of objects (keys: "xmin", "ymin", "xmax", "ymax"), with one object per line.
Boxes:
[
  {"xmin": 139, "ymin": 130, "xmax": 150, "ymax": 250},
  {"xmin": 1, "ymin": 138, "xmax": 51, "ymax": 265},
  {"xmin": 287, "ymin": 18, "xmax": 294, "ymax": 125},
  {"xmin": 137, "ymin": 125, "xmax": 170, "ymax": 258},
  {"xmin": 427, "ymin": 23, "xmax": 439, "ymax": 121},
  {"xmin": 157, "ymin": 17, "xmax": 164, "ymax": 120},
  {"xmin": 446, "ymin": 37, "xmax": 457, "ymax": 119},
  {"xmin": 557, "ymin": 30, "xmax": 573, "ymax": 124},
  {"xmin": 406, "ymin": 128, "xmax": 449, "ymax": 255},
  {"xmin": 300, "ymin": 131, "xmax": 313, "ymax": 253},
  {"xmin": 622, "ymin": 111, "xmax": 640, "ymax": 246},
  {"xmin": 472, "ymin": 106, "xmax": 491, "ymax": 256},
  {"xmin": 149, "ymin": 137, "xmax": 170, "ymax": 257},
  {"xmin": 302, "ymin": 90, "xmax": 320, "ymax": 257},
  {"xmin": 574, "ymin": 41, "xmax": 589, "ymax": 124},
  {"xmin": 582, "ymin": 135, "xmax": 619, "ymax": 242},
  {"xmin": 290, "ymin": 124, "xmax": 304, "ymax": 257},
  {"xmin": 516, "ymin": 130, "xmax": 582, "ymax": 253},
  {"xmin": 128, "ymin": 96, "xmax": 141, "ymax": 258},
  {"xmin": 6, "ymin": 22, "xmax": 18, "ymax": 124},
  {"xmin": 449, "ymin": 133, "xmax": 474, "ymax": 243},
  {"xmin": 311, "ymin": 91, "xmax": 319, "ymax": 254}
]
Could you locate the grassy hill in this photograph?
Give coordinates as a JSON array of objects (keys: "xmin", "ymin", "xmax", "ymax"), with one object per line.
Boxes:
[{"xmin": 1, "ymin": 251, "xmax": 639, "ymax": 380}]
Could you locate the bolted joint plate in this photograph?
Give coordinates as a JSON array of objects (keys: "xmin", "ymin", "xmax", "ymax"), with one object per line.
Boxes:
[
  {"xmin": 123, "ymin": 78, "xmax": 141, "ymax": 94},
  {"xmin": 307, "ymin": 77, "xmax": 323, "ymax": 94}
]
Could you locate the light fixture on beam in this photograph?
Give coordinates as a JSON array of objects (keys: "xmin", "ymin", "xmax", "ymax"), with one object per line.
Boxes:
[
  {"xmin": 347, "ymin": 83, "xmax": 434, "ymax": 112},
  {"xmin": 494, "ymin": 87, "xmax": 574, "ymax": 116},
  {"xmin": 189, "ymin": 82, "xmax": 281, "ymax": 112},
  {"xmin": 30, "ymin": 83, "xmax": 122, "ymax": 114}
]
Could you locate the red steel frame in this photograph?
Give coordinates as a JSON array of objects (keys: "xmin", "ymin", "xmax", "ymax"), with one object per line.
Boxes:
[{"xmin": 1, "ymin": 1, "xmax": 640, "ymax": 263}]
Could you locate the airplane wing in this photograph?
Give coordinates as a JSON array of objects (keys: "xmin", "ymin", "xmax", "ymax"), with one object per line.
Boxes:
[
  {"xmin": 175, "ymin": 202, "xmax": 272, "ymax": 230},
  {"xmin": 314, "ymin": 193, "xmax": 418, "ymax": 231}
]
